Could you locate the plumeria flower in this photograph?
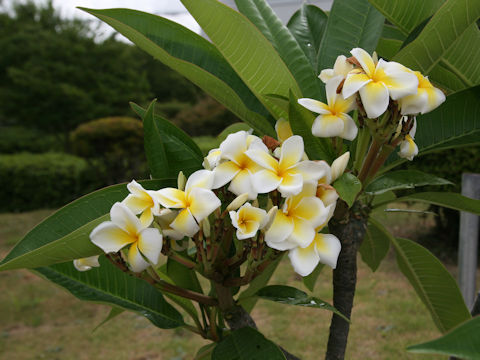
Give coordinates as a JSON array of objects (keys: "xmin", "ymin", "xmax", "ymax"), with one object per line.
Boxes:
[
  {"xmin": 122, "ymin": 180, "xmax": 159, "ymax": 227},
  {"xmin": 156, "ymin": 170, "xmax": 221, "ymax": 237},
  {"xmin": 319, "ymin": 55, "xmax": 354, "ymax": 83},
  {"xmin": 298, "ymin": 76, "xmax": 358, "ymax": 140},
  {"xmin": 212, "ymin": 131, "xmax": 268, "ymax": 199},
  {"xmin": 156, "ymin": 209, "xmax": 184, "ymax": 240},
  {"xmin": 90, "ymin": 202, "xmax": 163, "ymax": 273},
  {"xmin": 203, "ymin": 148, "xmax": 222, "ymax": 170},
  {"xmin": 398, "ymin": 117, "xmax": 418, "ymax": 161},
  {"xmin": 399, "ymin": 71, "xmax": 446, "ymax": 115},
  {"xmin": 343, "ymin": 48, "xmax": 418, "ymax": 119},
  {"xmin": 229, "ymin": 203, "xmax": 267, "ymax": 240},
  {"xmin": 265, "ymin": 182, "xmax": 328, "ymax": 251},
  {"xmin": 73, "ymin": 255, "xmax": 100, "ymax": 272},
  {"xmin": 246, "ymin": 135, "xmax": 329, "ymax": 197},
  {"xmin": 288, "ymin": 233, "xmax": 341, "ymax": 276},
  {"xmin": 275, "ymin": 118, "xmax": 294, "ymax": 143}
]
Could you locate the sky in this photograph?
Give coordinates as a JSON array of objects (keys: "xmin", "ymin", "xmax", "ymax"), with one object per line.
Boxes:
[{"xmin": 4, "ymin": 0, "xmax": 202, "ymax": 34}]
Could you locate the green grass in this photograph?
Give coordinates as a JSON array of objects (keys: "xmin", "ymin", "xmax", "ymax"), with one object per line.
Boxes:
[{"xmin": 0, "ymin": 209, "xmax": 448, "ymax": 359}]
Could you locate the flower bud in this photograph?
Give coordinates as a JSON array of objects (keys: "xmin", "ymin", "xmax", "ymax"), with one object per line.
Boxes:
[
  {"xmin": 73, "ymin": 255, "xmax": 100, "ymax": 272},
  {"xmin": 202, "ymin": 217, "xmax": 211, "ymax": 238},
  {"xmin": 226, "ymin": 193, "xmax": 249, "ymax": 211},
  {"xmin": 260, "ymin": 206, "xmax": 278, "ymax": 232},
  {"xmin": 331, "ymin": 152, "xmax": 350, "ymax": 182},
  {"xmin": 177, "ymin": 171, "xmax": 186, "ymax": 191}
]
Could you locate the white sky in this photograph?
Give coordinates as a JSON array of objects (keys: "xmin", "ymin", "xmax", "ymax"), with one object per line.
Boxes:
[{"xmin": 4, "ymin": 0, "xmax": 202, "ymax": 35}]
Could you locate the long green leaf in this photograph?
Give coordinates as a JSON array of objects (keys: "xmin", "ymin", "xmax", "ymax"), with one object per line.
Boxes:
[
  {"xmin": 383, "ymin": 86, "xmax": 480, "ymax": 170},
  {"xmin": 317, "ymin": 0, "xmax": 384, "ymax": 75},
  {"xmin": 332, "ymin": 173, "xmax": 362, "ymax": 208},
  {"xmin": 257, "ymin": 285, "xmax": 349, "ymax": 322},
  {"xmin": 288, "ymin": 91, "xmax": 334, "ymax": 162},
  {"xmin": 407, "ymin": 316, "xmax": 480, "ymax": 358},
  {"xmin": 0, "ymin": 179, "xmax": 174, "ymax": 271},
  {"xmin": 80, "ymin": 8, "xmax": 274, "ymax": 136},
  {"xmin": 376, "ymin": 23, "xmax": 406, "ymax": 60},
  {"xmin": 212, "ymin": 327, "xmax": 286, "ymax": 360},
  {"xmin": 235, "ymin": 0, "xmax": 322, "ymax": 99},
  {"xmin": 302, "ymin": 263, "xmax": 325, "ymax": 292},
  {"xmin": 132, "ymin": 100, "xmax": 202, "ymax": 178},
  {"xmin": 180, "ymin": 0, "xmax": 301, "ymax": 119},
  {"xmin": 287, "ymin": 4, "xmax": 328, "ymax": 72},
  {"xmin": 395, "ymin": 192, "xmax": 480, "ymax": 216},
  {"xmin": 365, "ymin": 170, "xmax": 452, "ymax": 195},
  {"xmin": 35, "ymin": 257, "xmax": 184, "ymax": 329},
  {"xmin": 392, "ymin": 237, "xmax": 470, "ymax": 333},
  {"xmin": 393, "ymin": 0, "xmax": 480, "ymax": 79},
  {"xmin": 359, "ymin": 218, "xmax": 390, "ymax": 272}
]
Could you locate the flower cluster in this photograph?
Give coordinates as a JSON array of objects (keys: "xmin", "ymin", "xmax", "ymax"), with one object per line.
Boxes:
[
  {"xmin": 299, "ymin": 48, "xmax": 445, "ymax": 161},
  {"xmin": 82, "ymin": 129, "xmax": 348, "ymax": 278}
]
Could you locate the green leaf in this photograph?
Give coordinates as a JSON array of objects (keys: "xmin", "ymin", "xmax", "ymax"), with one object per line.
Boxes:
[
  {"xmin": 235, "ymin": 0, "xmax": 322, "ymax": 99},
  {"xmin": 392, "ymin": 237, "xmax": 471, "ymax": 333},
  {"xmin": 195, "ymin": 343, "xmax": 216, "ymax": 360},
  {"xmin": 302, "ymin": 263, "xmax": 325, "ymax": 292},
  {"xmin": 257, "ymin": 285, "xmax": 349, "ymax": 322},
  {"xmin": 180, "ymin": 0, "xmax": 301, "ymax": 119},
  {"xmin": 359, "ymin": 218, "xmax": 390, "ymax": 272},
  {"xmin": 288, "ymin": 91, "xmax": 334, "ymax": 162},
  {"xmin": 376, "ymin": 24, "xmax": 406, "ymax": 60},
  {"xmin": 80, "ymin": 7, "xmax": 274, "ymax": 136},
  {"xmin": 238, "ymin": 254, "xmax": 283, "ymax": 313},
  {"xmin": 317, "ymin": 0, "xmax": 384, "ymax": 75},
  {"xmin": 166, "ymin": 254, "xmax": 203, "ymax": 293},
  {"xmin": 365, "ymin": 170, "xmax": 452, "ymax": 195},
  {"xmin": 333, "ymin": 173, "xmax": 362, "ymax": 208},
  {"xmin": 407, "ymin": 316, "xmax": 480, "ymax": 359},
  {"xmin": 395, "ymin": 192, "xmax": 480, "ymax": 216},
  {"xmin": 35, "ymin": 257, "xmax": 184, "ymax": 329},
  {"xmin": 93, "ymin": 306, "xmax": 125, "ymax": 332},
  {"xmin": 383, "ymin": 86, "xmax": 480, "ymax": 170},
  {"xmin": 0, "ymin": 179, "xmax": 174, "ymax": 271},
  {"xmin": 212, "ymin": 327, "xmax": 286, "ymax": 360},
  {"xmin": 132, "ymin": 100, "xmax": 202, "ymax": 178},
  {"xmin": 393, "ymin": 0, "xmax": 480, "ymax": 80},
  {"xmin": 287, "ymin": 4, "xmax": 328, "ymax": 71}
]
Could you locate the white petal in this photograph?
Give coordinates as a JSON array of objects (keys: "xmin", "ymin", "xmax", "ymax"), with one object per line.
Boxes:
[
  {"xmin": 325, "ymin": 76, "xmax": 344, "ymax": 107},
  {"xmin": 423, "ymin": 87, "xmax": 446, "ymax": 114},
  {"xmin": 294, "ymin": 160, "xmax": 329, "ymax": 183},
  {"xmin": 251, "ymin": 170, "xmax": 282, "ymax": 194},
  {"xmin": 339, "ymin": 114, "xmax": 358, "ymax": 141},
  {"xmin": 171, "ymin": 209, "xmax": 199, "ymax": 237},
  {"xmin": 188, "ymin": 187, "xmax": 221, "ymax": 222},
  {"xmin": 278, "ymin": 172, "xmax": 304, "ymax": 197},
  {"xmin": 137, "ymin": 228, "xmax": 163, "ymax": 265},
  {"xmin": 350, "ymin": 48, "xmax": 376, "ymax": 76},
  {"xmin": 288, "ymin": 243, "xmax": 320, "ymax": 276},
  {"xmin": 331, "ymin": 152, "xmax": 350, "ymax": 182},
  {"xmin": 245, "ymin": 148, "xmax": 278, "ymax": 172},
  {"xmin": 139, "ymin": 207, "xmax": 154, "ymax": 227},
  {"xmin": 297, "ymin": 98, "xmax": 330, "ymax": 115},
  {"xmin": 212, "ymin": 161, "xmax": 240, "ymax": 189},
  {"xmin": 279, "ymin": 135, "xmax": 304, "ymax": 170},
  {"xmin": 315, "ymin": 233, "xmax": 341, "ymax": 269},
  {"xmin": 342, "ymin": 72, "xmax": 372, "ymax": 99},
  {"xmin": 90, "ymin": 221, "xmax": 135, "ymax": 253},
  {"xmin": 312, "ymin": 114, "xmax": 345, "ymax": 138},
  {"xmin": 333, "ymin": 55, "xmax": 354, "ymax": 77},
  {"xmin": 359, "ymin": 81, "xmax": 389, "ymax": 119},
  {"xmin": 126, "ymin": 180, "xmax": 146, "ymax": 197},
  {"xmin": 154, "ymin": 188, "xmax": 186, "ymax": 208},
  {"xmin": 294, "ymin": 196, "xmax": 328, "ymax": 228},
  {"xmin": 380, "ymin": 60, "xmax": 419, "ymax": 99},
  {"xmin": 219, "ymin": 131, "xmax": 248, "ymax": 161},
  {"xmin": 288, "ymin": 219, "xmax": 316, "ymax": 248},
  {"xmin": 265, "ymin": 210, "xmax": 294, "ymax": 247},
  {"xmin": 127, "ymin": 243, "xmax": 150, "ymax": 273},
  {"xmin": 228, "ymin": 170, "xmax": 258, "ymax": 200},
  {"xmin": 275, "ymin": 118, "xmax": 294, "ymax": 142},
  {"xmin": 185, "ymin": 169, "xmax": 215, "ymax": 192},
  {"xmin": 319, "ymin": 68, "xmax": 335, "ymax": 83},
  {"xmin": 110, "ymin": 202, "xmax": 143, "ymax": 235},
  {"xmin": 73, "ymin": 256, "xmax": 100, "ymax": 272}
]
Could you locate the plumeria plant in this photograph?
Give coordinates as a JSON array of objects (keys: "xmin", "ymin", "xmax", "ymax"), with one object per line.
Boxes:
[{"xmin": 2, "ymin": 0, "xmax": 480, "ymax": 359}]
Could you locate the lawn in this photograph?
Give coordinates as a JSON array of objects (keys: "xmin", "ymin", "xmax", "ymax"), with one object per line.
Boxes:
[{"xmin": 0, "ymin": 208, "xmax": 450, "ymax": 359}]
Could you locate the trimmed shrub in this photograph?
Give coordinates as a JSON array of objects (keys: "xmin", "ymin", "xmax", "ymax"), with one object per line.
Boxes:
[
  {"xmin": 0, "ymin": 126, "xmax": 61, "ymax": 154},
  {"xmin": 71, "ymin": 116, "xmax": 148, "ymax": 184},
  {"xmin": 0, "ymin": 152, "xmax": 96, "ymax": 212},
  {"xmin": 173, "ymin": 96, "xmax": 239, "ymax": 136},
  {"xmin": 155, "ymin": 101, "xmax": 191, "ymax": 119}
]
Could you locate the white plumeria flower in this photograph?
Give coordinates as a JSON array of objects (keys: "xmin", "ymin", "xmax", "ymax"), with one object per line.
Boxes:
[
  {"xmin": 73, "ymin": 255, "xmax": 100, "ymax": 272},
  {"xmin": 265, "ymin": 182, "xmax": 328, "ymax": 251},
  {"xmin": 122, "ymin": 180, "xmax": 159, "ymax": 227},
  {"xmin": 212, "ymin": 131, "xmax": 268, "ymax": 199},
  {"xmin": 229, "ymin": 203, "xmax": 267, "ymax": 240},
  {"xmin": 203, "ymin": 148, "xmax": 222, "ymax": 170},
  {"xmin": 399, "ymin": 71, "xmax": 446, "ymax": 115},
  {"xmin": 343, "ymin": 48, "xmax": 418, "ymax": 119},
  {"xmin": 155, "ymin": 170, "xmax": 221, "ymax": 237},
  {"xmin": 246, "ymin": 135, "xmax": 329, "ymax": 197},
  {"xmin": 319, "ymin": 55, "xmax": 354, "ymax": 83},
  {"xmin": 330, "ymin": 152, "xmax": 350, "ymax": 182},
  {"xmin": 156, "ymin": 209, "xmax": 184, "ymax": 240},
  {"xmin": 298, "ymin": 76, "xmax": 358, "ymax": 140},
  {"xmin": 275, "ymin": 118, "xmax": 294, "ymax": 143},
  {"xmin": 398, "ymin": 118, "xmax": 418, "ymax": 161},
  {"xmin": 288, "ymin": 233, "xmax": 341, "ymax": 276},
  {"xmin": 90, "ymin": 202, "xmax": 163, "ymax": 273}
]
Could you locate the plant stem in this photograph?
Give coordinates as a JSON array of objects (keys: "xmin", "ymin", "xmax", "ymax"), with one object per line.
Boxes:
[
  {"xmin": 157, "ymin": 280, "xmax": 218, "ymax": 306},
  {"xmin": 325, "ymin": 202, "xmax": 368, "ymax": 360},
  {"xmin": 357, "ymin": 138, "xmax": 382, "ymax": 183},
  {"xmin": 353, "ymin": 126, "xmax": 370, "ymax": 173}
]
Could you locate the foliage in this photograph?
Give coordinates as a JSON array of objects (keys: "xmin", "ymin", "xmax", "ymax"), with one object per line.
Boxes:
[
  {"xmin": 71, "ymin": 116, "xmax": 148, "ymax": 184},
  {"xmin": 173, "ymin": 95, "xmax": 240, "ymax": 136},
  {"xmin": 0, "ymin": 152, "xmax": 96, "ymax": 212},
  {"xmin": 0, "ymin": 126, "xmax": 60, "ymax": 154}
]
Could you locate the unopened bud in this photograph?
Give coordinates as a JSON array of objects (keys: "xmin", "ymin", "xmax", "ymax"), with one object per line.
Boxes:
[
  {"xmin": 177, "ymin": 171, "xmax": 186, "ymax": 191},
  {"xmin": 227, "ymin": 193, "xmax": 249, "ymax": 211},
  {"xmin": 331, "ymin": 152, "xmax": 350, "ymax": 182},
  {"xmin": 261, "ymin": 206, "xmax": 278, "ymax": 231},
  {"xmin": 202, "ymin": 218, "xmax": 211, "ymax": 238}
]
